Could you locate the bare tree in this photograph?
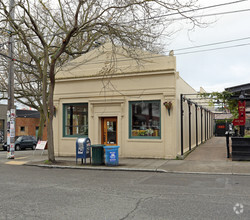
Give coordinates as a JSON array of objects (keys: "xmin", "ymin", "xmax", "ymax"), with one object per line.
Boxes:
[{"xmin": 0, "ymin": 0, "xmax": 206, "ymax": 162}]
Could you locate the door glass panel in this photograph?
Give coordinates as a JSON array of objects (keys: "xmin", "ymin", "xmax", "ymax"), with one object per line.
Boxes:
[
  {"xmin": 107, "ymin": 120, "xmax": 116, "ymax": 144},
  {"xmin": 102, "ymin": 117, "xmax": 117, "ymax": 146}
]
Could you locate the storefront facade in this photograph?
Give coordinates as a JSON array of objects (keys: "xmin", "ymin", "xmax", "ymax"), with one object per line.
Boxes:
[{"xmin": 53, "ymin": 43, "xmax": 207, "ymax": 159}]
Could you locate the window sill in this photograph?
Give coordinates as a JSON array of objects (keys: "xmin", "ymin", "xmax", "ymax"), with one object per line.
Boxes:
[
  {"xmin": 62, "ymin": 136, "xmax": 88, "ymax": 140},
  {"xmin": 127, "ymin": 138, "xmax": 163, "ymax": 143}
]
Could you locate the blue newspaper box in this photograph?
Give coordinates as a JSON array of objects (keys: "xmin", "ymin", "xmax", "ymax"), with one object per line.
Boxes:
[
  {"xmin": 76, "ymin": 138, "xmax": 91, "ymax": 164},
  {"xmin": 103, "ymin": 146, "xmax": 120, "ymax": 166}
]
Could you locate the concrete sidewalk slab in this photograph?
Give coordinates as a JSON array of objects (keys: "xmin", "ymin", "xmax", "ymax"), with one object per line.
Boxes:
[
  {"xmin": 185, "ymin": 137, "xmax": 228, "ymax": 161},
  {"xmin": 24, "ymin": 156, "xmax": 250, "ymax": 176},
  {"xmin": 4, "ymin": 136, "xmax": 250, "ymax": 175}
]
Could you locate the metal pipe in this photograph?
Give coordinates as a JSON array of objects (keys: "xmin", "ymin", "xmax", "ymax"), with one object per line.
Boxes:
[
  {"xmin": 180, "ymin": 94, "xmax": 184, "ymax": 156},
  {"xmin": 195, "ymin": 105, "xmax": 198, "ymax": 146},
  {"xmin": 188, "ymin": 102, "xmax": 191, "ymax": 151},
  {"xmin": 204, "ymin": 109, "xmax": 207, "ymax": 141},
  {"xmin": 201, "ymin": 108, "xmax": 203, "ymax": 143}
]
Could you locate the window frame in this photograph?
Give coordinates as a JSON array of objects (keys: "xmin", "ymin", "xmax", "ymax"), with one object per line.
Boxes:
[
  {"xmin": 129, "ymin": 100, "xmax": 161, "ymax": 139},
  {"xmin": 63, "ymin": 103, "xmax": 88, "ymax": 138}
]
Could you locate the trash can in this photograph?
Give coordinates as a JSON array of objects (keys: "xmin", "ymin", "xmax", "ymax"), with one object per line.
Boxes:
[
  {"xmin": 76, "ymin": 138, "xmax": 91, "ymax": 164},
  {"xmin": 91, "ymin": 144, "xmax": 105, "ymax": 165},
  {"xmin": 103, "ymin": 146, "xmax": 120, "ymax": 166}
]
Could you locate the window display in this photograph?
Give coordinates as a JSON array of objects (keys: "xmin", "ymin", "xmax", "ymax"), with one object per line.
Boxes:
[
  {"xmin": 64, "ymin": 103, "xmax": 88, "ymax": 137},
  {"xmin": 129, "ymin": 101, "xmax": 160, "ymax": 138}
]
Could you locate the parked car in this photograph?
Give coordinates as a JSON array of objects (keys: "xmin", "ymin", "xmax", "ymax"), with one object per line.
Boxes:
[
  {"xmin": 15, "ymin": 136, "xmax": 37, "ymax": 150},
  {"xmin": 2, "ymin": 136, "xmax": 37, "ymax": 151},
  {"xmin": 2, "ymin": 142, "xmax": 7, "ymax": 151}
]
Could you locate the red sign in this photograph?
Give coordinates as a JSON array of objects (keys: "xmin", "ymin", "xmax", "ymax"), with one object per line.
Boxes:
[
  {"xmin": 233, "ymin": 101, "xmax": 246, "ymax": 126},
  {"xmin": 217, "ymin": 125, "xmax": 225, "ymax": 129}
]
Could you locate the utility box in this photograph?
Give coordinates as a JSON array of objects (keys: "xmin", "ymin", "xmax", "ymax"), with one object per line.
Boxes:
[{"xmin": 76, "ymin": 138, "xmax": 91, "ymax": 164}]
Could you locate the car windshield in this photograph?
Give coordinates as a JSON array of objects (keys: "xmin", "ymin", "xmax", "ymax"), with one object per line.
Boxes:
[{"xmin": 16, "ymin": 137, "xmax": 22, "ymax": 141}]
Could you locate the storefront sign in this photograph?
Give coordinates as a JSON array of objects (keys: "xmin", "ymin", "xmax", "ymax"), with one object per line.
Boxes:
[
  {"xmin": 35, "ymin": 141, "xmax": 47, "ymax": 150},
  {"xmin": 233, "ymin": 101, "xmax": 246, "ymax": 126}
]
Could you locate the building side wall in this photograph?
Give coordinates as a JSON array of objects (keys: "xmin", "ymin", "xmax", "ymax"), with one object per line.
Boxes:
[
  {"xmin": 175, "ymin": 76, "xmax": 197, "ymax": 155},
  {"xmin": 176, "ymin": 77, "xmax": 214, "ymax": 156},
  {"xmin": 15, "ymin": 117, "xmax": 47, "ymax": 140}
]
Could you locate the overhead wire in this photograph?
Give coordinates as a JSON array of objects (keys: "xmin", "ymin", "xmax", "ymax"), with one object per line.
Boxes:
[
  {"xmin": 119, "ymin": 0, "xmax": 249, "ymax": 23},
  {"xmin": 0, "ymin": 0, "xmax": 249, "ymax": 67},
  {"xmin": 174, "ymin": 36, "xmax": 250, "ymax": 51},
  {"xmin": 1, "ymin": 34, "xmax": 250, "ymax": 67},
  {"xmin": 0, "ymin": 0, "xmax": 248, "ymax": 43},
  {"xmin": 175, "ymin": 42, "xmax": 250, "ymax": 55}
]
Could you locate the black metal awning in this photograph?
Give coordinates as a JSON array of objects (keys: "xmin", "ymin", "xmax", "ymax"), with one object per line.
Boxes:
[
  {"xmin": 225, "ymin": 83, "xmax": 250, "ymax": 106},
  {"xmin": 225, "ymin": 83, "xmax": 250, "ymax": 93}
]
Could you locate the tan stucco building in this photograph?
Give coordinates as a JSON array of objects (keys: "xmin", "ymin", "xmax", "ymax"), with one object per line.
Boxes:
[{"xmin": 53, "ymin": 43, "xmax": 213, "ymax": 159}]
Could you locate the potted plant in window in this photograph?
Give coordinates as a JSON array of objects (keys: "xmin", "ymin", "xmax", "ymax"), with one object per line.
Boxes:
[
  {"xmin": 146, "ymin": 128, "xmax": 154, "ymax": 136},
  {"xmin": 163, "ymin": 101, "xmax": 172, "ymax": 116}
]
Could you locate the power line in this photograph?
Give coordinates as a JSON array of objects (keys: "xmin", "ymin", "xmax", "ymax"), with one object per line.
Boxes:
[
  {"xmin": 175, "ymin": 42, "xmax": 250, "ymax": 55},
  {"xmin": 53, "ymin": 40, "xmax": 250, "ymax": 65},
  {"xmin": 0, "ymin": 6, "xmax": 248, "ymax": 58},
  {"xmin": 0, "ymin": 0, "xmax": 248, "ymax": 42},
  {"xmin": 0, "ymin": 0, "xmax": 249, "ymax": 67},
  {"xmin": 0, "ymin": 39, "xmax": 250, "ymax": 66},
  {"xmin": 1, "ymin": 36, "xmax": 250, "ymax": 67},
  {"xmin": 120, "ymin": 0, "xmax": 249, "ymax": 23},
  {"xmin": 0, "ymin": 51, "xmax": 37, "ymax": 68},
  {"xmin": 170, "ymin": 8, "xmax": 250, "ymax": 21},
  {"xmin": 175, "ymin": 36, "xmax": 250, "ymax": 51}
]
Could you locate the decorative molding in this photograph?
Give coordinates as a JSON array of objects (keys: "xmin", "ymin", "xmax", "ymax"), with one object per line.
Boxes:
[
  {"xmin": 89, "ymin": 98, "xmax": 125, "ymax": 104},
  {"xmin": 56, "ymin": 69, "xmax": 176, "ymax": 82}
]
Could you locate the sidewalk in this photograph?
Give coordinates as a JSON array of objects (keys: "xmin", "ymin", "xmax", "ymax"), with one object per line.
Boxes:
[{"xmin": 22, "ymin": 137, "xmax": 250, "ymax": 175}]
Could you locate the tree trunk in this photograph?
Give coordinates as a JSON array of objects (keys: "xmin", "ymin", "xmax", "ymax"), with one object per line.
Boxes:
[
  {"xmin": 47, "ymin": 113, "xmax": 55, "ymax": 162},
  {"xmin": 37, "ymin": 110, "xmax": 45, "ymax": 140},
  {"xmin": 47, "ymin": 67, "xmax": 56, "ymax": 163}
]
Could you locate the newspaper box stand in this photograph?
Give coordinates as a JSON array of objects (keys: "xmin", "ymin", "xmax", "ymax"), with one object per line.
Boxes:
[{"xmin": 76, "ymin": 138, "xmax": 91, "ymax": 164}]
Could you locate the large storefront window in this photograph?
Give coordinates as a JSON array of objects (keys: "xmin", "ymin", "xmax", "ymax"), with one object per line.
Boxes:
[
  {"xmin": 63, "ymin": 103, "xmax": 88, "ymax": 137},
  {"xmin": 129, "ymin": 100, "xmax": 161, "ymax": 139}
]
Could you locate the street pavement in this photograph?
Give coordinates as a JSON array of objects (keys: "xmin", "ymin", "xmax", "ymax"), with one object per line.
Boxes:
[
  {"xmin": 1, "ymin": 163, "xmax": 249, "ymax": 219},
  {"xmin": 0, "ymin": 136, "xmax": 249, "ymax": 175}
]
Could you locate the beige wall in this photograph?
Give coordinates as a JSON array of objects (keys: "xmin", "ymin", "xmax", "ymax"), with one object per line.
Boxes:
[
  {"xmin": 54, "ymin": 42, "xmax": 179, "ymax": 158},
  {"xmin": 54, "ymin": 71, "xmax": 178, "ymax": 159},
  {"xmin": 53, "ymin": 43, "xmax": 213, "ymax": 159}
]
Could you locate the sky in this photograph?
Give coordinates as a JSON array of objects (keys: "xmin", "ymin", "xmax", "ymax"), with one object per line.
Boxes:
[
  {"xmin": 167, "ymin": 0, "xmax": 250, "ymax": 92},
  {"xmin": 2, "ymin": 0, "xmax": 249, "ymax": 108}
]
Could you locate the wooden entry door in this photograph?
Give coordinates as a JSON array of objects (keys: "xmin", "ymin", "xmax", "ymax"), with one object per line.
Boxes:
[{"xmin": 102, "ymin": 117, "xmax": 117, "ymax": 146}]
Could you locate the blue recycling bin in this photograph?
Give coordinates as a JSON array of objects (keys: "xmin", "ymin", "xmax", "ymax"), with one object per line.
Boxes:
[
  {"xmin": 76, "ymin": 138, "xmax": 91, "ymax": 164},
  {"xmin": 103, "ymin": 146, "xmax": 120, "ymax": 166}
]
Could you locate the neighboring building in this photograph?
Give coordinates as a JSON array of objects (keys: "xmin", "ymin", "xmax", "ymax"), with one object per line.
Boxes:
[
  {"xmin": 16, "ymin": 110, "xmax": 47, "ymax": 140},
  {"xmin": 213, "ymin": 113, "xmax": 233, "ymax": 136},
  {"xmin": 53, "ymin": 43, "xmax": 213, "ymax": 159},
  {"xmin": 0, "ymin": 104, "xmax": 8, "ymax": 144},
  {"xmin": 226, "ymin": 83, "xmax": 250, "ymax": 133}
]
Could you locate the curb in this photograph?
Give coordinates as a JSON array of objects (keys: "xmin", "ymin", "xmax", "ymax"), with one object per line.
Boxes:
[
  {"xmin": 24, "ymin": 163, "xmax": 158, "ymax": 172},
  {"xmin": 157, "ymin": 170, "xmax": 250, "ymax": 176},
  {"xmin": 24, "ymin": 163, "xmax": 250, "ymax": 176}
]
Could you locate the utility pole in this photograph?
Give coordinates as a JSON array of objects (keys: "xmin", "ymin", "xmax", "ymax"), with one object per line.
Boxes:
[{"xmin": 7, "ymin": 0, "xmax": 15, "ymax": 159}]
